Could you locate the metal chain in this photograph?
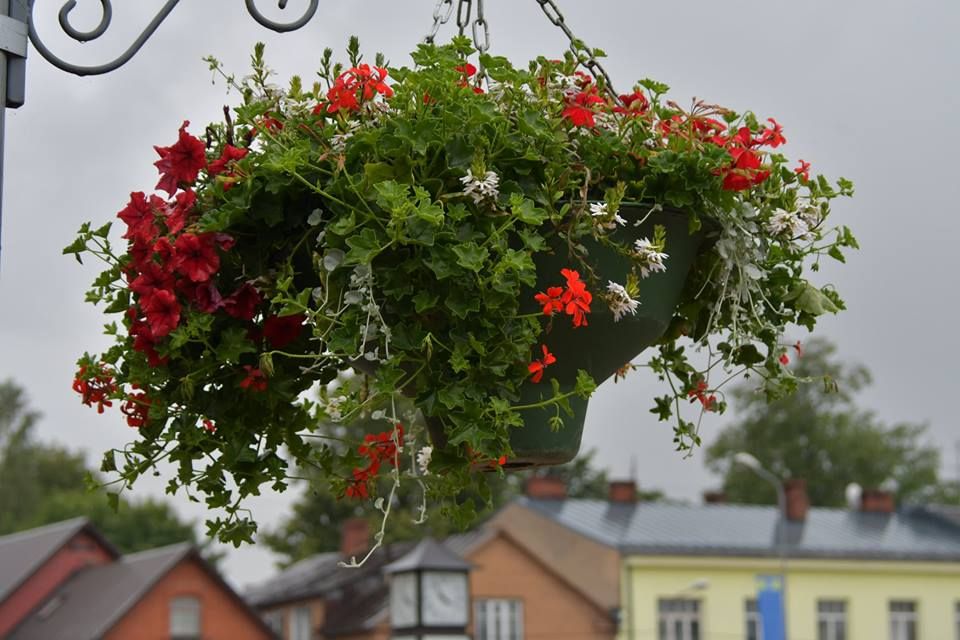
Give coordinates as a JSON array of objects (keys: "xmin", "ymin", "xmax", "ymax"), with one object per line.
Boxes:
[
  {"xmin": 424, "ymin": 0, "xmax": 455, "ymax": 44},
  {"xmin": 472, "ymin": 0, "xmax": 489, "ymax": 54},
  {"xmin": 456, "ymin": 0, "xmax": 473, "ymax": 36},
  {"xmin": 533, "ymin": 0, "xmax": 619, "ymax": 99}
]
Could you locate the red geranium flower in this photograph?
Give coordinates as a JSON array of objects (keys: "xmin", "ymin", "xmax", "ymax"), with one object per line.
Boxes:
[
  {"xmin": 141, "ymin": 288, "xmax": 181, "ymax": 337},
  {"xmin": 615, "ymin": 91, "xmax": 649, "ymax": 116},
  {"xmin": 72, "ymin": 364, "xmax": 117, "ymax": 414},
  {"xmin": 779, "ymin": 353, "xmax": 790, "ymax": 365},
  {"xmin": 121, "ymin": 388, "xmax": 151, "ymax": 428},
  {"xmin": 153, "ymin": 121, "xmax": 207, "ymax": 196},
  {"xmin": 223, "ymin": 282, "xmax": 262, "ymax": 321},
  {"xmin": 534, "ymin": 286, "xmax": 565, "ymax": 316},
  {"xmin": 239, "ymin": 365, "xmax": 268, "ymax": 392},
  {"xmin": 562, "ymin": 90, "xmax": 605, "ymax": 128},
  {"xmin": 173, "ymin": 233, "xmax": 220, "ymax": 283},
  {"xmin": 263, "ymin": 314, "xmax": 306, "ymax": 349},
  {"xmin": 560, "ymin": 269, "xmax": 592, "ymax": 328},
  {"xmin": 528, "ymin": 344, "xmax": 557, "ymax": 384},
  {"xmin": 756, "ymin": 117, "xmax": 787, "ymax": 148},
  {"xmin": 795, "ymin": 159, "xmax": 811, "ymax": 183},
  {"xmin": 721, "ymin": 147, "xmax": 770, "ymax": 191}
]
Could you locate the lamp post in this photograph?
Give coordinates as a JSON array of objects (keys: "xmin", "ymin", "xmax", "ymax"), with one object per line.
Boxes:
[
  {"xmin": 733, "ymin": 452, "xmax": 788, "ymax": 640},
  {"xmin": 386, "ymin": 538, "xmax": 472, "ymax": 640}
]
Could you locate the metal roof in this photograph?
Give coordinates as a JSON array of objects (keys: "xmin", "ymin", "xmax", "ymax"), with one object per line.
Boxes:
[
  {"xmin": 517, "ymin": 497, "xmax": 960, "ymax": 561},
  {"xmin": 0, "ymin": 517, "xmax": 119, "ymax": 604}
]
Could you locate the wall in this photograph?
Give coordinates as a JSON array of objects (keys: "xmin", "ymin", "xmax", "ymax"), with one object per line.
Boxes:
[
  {"xmin": 489, "ymin": 502, "xmax": 622, "ymax": 611},
  {"xmin": 260, "ymin": 596, "xmax": 325, "ymax": 640},
  {"xmin": 621, "ymin": 555, "xmax": 960, "ymax": 640},
  {"xmin": 0, "ymin": 530, "xmax": 113, "ymax": 637},
  {"xmin": 470, "ymin": 532, "xmax": 616, "ymax": 640},
  {"xmin": 105, "ymin": 557, "xmax": 272, "ymax": 640}
]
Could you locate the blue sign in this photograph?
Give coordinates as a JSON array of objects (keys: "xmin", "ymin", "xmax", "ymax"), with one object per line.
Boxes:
[{"xmin": 756, "ymin": 575, "xmax": 786, "ymax": 640}]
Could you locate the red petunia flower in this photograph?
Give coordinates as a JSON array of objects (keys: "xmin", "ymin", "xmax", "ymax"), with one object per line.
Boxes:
[
  {"xmin": 562, "ymin": 91, "xmax": 605, "ymax": 128},
  {"xmin": 117, "ymin": 192, "xmax": 163, "ymax": 245},
  {"xmin": 528, "ymin": 344, "xmax": 557, "ymax": 384},
  {"xmin": 141, "ymin": 288, "xmax": 181, "ymax": 337},
  {"xmin": 185, "ymin": 280, "xmax": 223, "ymax": 314},
  {"xmin": 795, "ymin": 159, "xmax": 811, "ymax": 183},
  {"xmin": 239, "ymin": 365, "xmax": 268, "ymax": 392},
  {"xmin": 129, "ymin": 261, "xmax": 175, "ymax": 298},
  {"xmin": 153, "ymin": 121, "xmax": 207, "ymax": 196},
  {"xmin": 173, "ymin": 233, "xmax": 220, "ymax": 283},
  {"xmin": 208, "ymin": 144, "xmax": 249, "ymax": 177},
  {"xmin": 163, "ymin": 189, "xmax": 197, "ymax": 236},
  {"xmin": 262, "ymin": 314, "xmax": 306, "ymax": 349},
  {"xmin": 223, "ymin": 282, "xmax": 262, "ymax": 321}
]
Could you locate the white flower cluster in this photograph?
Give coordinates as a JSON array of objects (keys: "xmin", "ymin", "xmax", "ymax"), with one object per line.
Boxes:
[
  {"xmin": 606, "ymin": 281, "xmax": 641, "ymax": 322},
  {"xmin": 766, "ymin": 207, "xmax": 814, "ymax": 243},
  {"xmin": 590, "ymin": 202, "xmax": 627, "ymax": 230},
  {"xmin": 325, "ymin": 394, "xmax": 348, "ymax": 422},
  {"xmin": 330, "ymin": 120, "xmax": 363, "ymax": 153},
  {"xmin": 416, "ymin": 445, "xmax": 433, "ymax": 476},
  {"xmin": 633, "ymin": 238, "xmax": 669, "ymax": 278},
  {"xmin": 460, "ymin": 169, "xmax": 500, "ymax": 205}
]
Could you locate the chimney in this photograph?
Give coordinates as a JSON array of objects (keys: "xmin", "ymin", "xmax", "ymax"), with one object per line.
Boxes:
[
  {"xmin": 861, "ymin": 488, "xmax": 895, "ymax": 514},
  {"xmin": 703, "ymin": 490, "xmax": 727, "ymax": 505},
  {"xmin": 608, "ymin": 480, "xmax": 637, "ymax": 503},
  {"xmin": 784, "ymin": 478, "xmax": 809, "ymax": 522},
  {"xmin": 525, "ymin": 475, "xmax": 567, "ymax": 500},
  {"xmin": 340, "ymin": 517, "xmax": 370, "ymax": 558}
]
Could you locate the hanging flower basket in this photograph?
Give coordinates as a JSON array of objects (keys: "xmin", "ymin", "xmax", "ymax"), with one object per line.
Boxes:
[{"xmin": 67, "ymin": 37, "xmax": 856, "ymax": 544}]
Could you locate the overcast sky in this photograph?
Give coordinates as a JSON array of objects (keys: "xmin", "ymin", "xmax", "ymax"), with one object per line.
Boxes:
[{"xmin": 1, "ymin": 0, "xmax": 958, "ymax": 588}]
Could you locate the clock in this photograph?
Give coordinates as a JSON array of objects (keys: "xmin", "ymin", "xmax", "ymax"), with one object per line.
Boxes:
[
  {"xmin": 421, "ymin": 571, "xmax": 468, "ymax": 626},
  {"xmin": 389, "ymin": 572, "xmax": 419, "ymax": 629}
]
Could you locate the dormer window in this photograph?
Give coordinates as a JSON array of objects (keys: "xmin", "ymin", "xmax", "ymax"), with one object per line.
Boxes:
[{"xmin": 169, "ymin": 595, "xmax": 201, "ymax": 640}]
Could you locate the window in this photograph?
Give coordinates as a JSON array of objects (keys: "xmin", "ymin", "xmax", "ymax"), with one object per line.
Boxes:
[
  {"xmin": 262, "ymin": 610, "xmax": 283, "ymax": 636},
  {"xmin": 474, "ymin": 599, "xmax": 523, "ymax": 640},
  {"xmin": 658, "ymin": 599, "xmax": 700, "ymax": 640},
  {"xmin": 889, "ymin": 601, "xmax": 917, "ymax": 640},
  {"xmin": 745, "ymin": 599, "xmax": 763, "ymax": 640},
  {"xmin": 817, "ymin": 600, "xmax": 846, "ymax": 640},
  {"xmin": 169, "ymin": 596, "xmax": 201, "ymax": 640},
  {"xmin": 289, "ymin": 607, "xmax": 311, "ymax": 640}
]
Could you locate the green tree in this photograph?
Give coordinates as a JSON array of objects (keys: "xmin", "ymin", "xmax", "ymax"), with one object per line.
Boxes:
[
  {"xmin": 705, "ymin": 339, "xmax": 944, "ymax": 507},
  {"xmin": 0, "ymin": 380, "xmax": 199, "ymax": 554}
]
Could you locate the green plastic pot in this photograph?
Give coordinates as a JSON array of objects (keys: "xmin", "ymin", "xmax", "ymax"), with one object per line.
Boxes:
[{"xmin": 504, "ymin": 205, "xmax": 714, "ymax": 468}]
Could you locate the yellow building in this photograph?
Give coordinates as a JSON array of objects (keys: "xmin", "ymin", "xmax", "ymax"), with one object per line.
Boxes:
[{"xmin": 507, "ymin": 480, "xmax": 960, "ymax": 640}]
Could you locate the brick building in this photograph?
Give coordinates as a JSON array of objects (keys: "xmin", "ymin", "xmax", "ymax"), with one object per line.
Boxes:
[{"xmin": 0, "ymin": 518, "xmax": 275, "ymax": 639}]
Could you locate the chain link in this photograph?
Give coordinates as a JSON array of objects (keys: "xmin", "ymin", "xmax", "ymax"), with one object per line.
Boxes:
[
  {"xmin": 533, "ymin": 0, "xmax": 619, "ymax": 100},
  {"xmin": 472, "ymin": 0, "xmax": 489, "ymax": 54},
  {"xmin": 424, "ymin": 0, "xmax": 455, "ymax": 44},
  {"xmin": 456, "ymin": 0, "xmax": 473, "ymax": 35}
]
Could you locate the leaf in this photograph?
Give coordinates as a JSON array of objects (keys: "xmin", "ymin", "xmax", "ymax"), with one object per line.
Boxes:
[
  {"xmin": 786, "ymin": 282, "xmax": 840, "ymax": 316},
  {"xmin": 216, "ymin": 327, "xmax": 257, "ymax": 364},
  {"xmin": 732, "ymin": 344, "xmax": 765, "ymax": 366},
  {"xmin": 452, "ymin": 242, "xmax": 489, "ymax": 272},
  {"xmin": 345, "ymin": 228, "xmax": 383, "ymax": 265}
]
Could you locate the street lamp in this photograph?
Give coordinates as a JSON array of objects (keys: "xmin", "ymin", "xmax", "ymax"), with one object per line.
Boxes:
[
  {"xmin": 733, "ymin": 452, "xmax": 788, "ymax": 640},
  {"xmin": 386, "ymin": 538, "xmax": 472, "ymax": 640}
]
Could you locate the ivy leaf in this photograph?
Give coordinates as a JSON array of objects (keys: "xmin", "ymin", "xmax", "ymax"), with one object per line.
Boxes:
[
  {"xmin": 216, "ymin": 327, "xmax": 257, "ymax": 363},
  {"xmin": 345, "ymin": 228, "xmax": 383, "ymax": 265}
]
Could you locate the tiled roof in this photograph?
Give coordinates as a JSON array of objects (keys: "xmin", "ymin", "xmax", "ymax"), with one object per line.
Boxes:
[
  {"xmin": 8, "ymin": 543, "xmax": 192, "ymax": 640},
  {"xmin": 0, "ymin": 518, "xmax": 118, "ymax": 604},
  {"xmin": 246, "ymin": 530, "xmax": 496, "ymax": 636},
  {"xmin": 517, "ymin": 497, "xmax": 960, "ymax": 561}
]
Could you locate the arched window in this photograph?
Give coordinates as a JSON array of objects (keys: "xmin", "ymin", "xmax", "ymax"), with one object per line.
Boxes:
[{"xmin": 170, "ymin": 595, "xmax": 201, "ymax": 640}]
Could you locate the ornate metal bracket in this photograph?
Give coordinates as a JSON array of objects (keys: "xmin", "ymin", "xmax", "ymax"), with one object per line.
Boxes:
[{"xmin": 26, "ymin": 0, "xmax": 321, "ymax": 77}]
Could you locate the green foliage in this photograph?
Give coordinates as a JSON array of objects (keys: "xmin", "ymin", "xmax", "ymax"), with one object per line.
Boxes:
[
  {"xmin": 68, "ymin": 39, "xmax": 854, "ymax": 545},
  {"xmin": 705, "ymin": 340, "xmax": 947, "ymax": 507},
  {"xmin": 0, "ymin": 380, "xmax": 204, "ymax": 557}
]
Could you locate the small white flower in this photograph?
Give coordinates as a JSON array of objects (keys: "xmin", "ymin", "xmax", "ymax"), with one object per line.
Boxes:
[
  {"xmin": 416, "ymin": 445, "xmax": 433, "ymax": 475},
  {"xmin": 590, "ymin": 202, "xmax": 609, "ymax": 217},
  {"xmin": 766, "ymin": 208, "xmax": 813, "ymax": 242},
  {"xmin": 613, "ymin": 213, "xmax": 627, "ymax": 227},
  {"xmin": 606, "ymin": 281, "xmax": 641, "ymax": 322},
  {"xmin": 590, "ymin": 202, "xmax": 627, "ymax": 230},
  {"xmin": 460, "ymin": 169, "xmax": 500, "ymax": 205},
  {"xmin": 633, "ymin": 238, "xmax": 669, "ymax": 278}
]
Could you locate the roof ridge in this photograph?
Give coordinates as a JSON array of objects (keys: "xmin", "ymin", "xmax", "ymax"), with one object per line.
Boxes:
[
  {"xmin": 0, "ymin": 517, "xmax": 88, "ymax": 546},
  {"xmin": 119, "ymin": 541, "xmax": 194, "ymax": 563}
]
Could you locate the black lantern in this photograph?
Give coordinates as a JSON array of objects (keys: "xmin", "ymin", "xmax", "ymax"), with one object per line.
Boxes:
[{"xmin": 386, "ymin": 537, "xmax": 472, "ymax": 640}]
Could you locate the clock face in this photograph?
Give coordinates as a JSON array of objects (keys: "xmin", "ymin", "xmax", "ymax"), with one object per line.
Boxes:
[
  {"xmin": 390, "ymin": 572, "xmax": 419, "ymax": 628},
  {"xmin": 422, "ymin": 571, "xmax": 468, "ymax": 626}
]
